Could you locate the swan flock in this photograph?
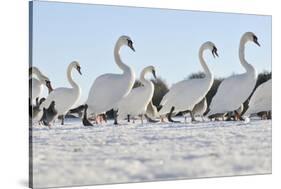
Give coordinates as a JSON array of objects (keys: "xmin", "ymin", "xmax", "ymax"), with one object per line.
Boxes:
[{"xmin": 30, "ymin": 32, "xmax": 271, "ymax": 127}]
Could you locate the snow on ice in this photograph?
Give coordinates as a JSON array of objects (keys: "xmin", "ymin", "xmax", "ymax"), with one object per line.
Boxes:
[{"xmin": 31, "ymin": 118, "xmax": 272, "ymax": 188}]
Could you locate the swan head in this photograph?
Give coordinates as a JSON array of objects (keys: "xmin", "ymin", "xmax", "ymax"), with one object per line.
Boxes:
[
  {"xmin": 202, "ymin": 41, "xmax": 219, "ymax": 58},
  {"xmin": 243, "ymin": 32, "xmax": 260, "ymax": 46},
  {"xmin": 151, "ymin": 67, "xmax": 157, "ymax": 79},
  {"xmin": 143, "ymin": 66, "xmax": 157, "ymax": 79},
  {"xmin": 39, "ymin": 73, "xmax": 53, "ymax": 92},
  {"xmin": 45, "ymin": 80, "xmax": 53, "ymax": 93},
  {"xmin": 39, "ymin": 97, "xmax": 46, "ymax": 105},
  {"xmin": 71, "ymin": 61, "xmax": 82, "ymax": 75},
  {"xmin": 30, "ymin": 67, "xmax": 53, "ymax": 91},
  {"xmin": 118, "ymin": 35, "xmax": 135, "ymax": 52}
]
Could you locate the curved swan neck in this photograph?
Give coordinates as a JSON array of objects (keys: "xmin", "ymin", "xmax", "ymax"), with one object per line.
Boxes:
[
  {"xmin": 140, "ymin": 69, "xmax": 154, "ymax": 91},
  {"xmin": 239, "ymin": 38, "xmax": 254, "ymax": 72},
  {"xmin": 140, "ymin": 69, "xmax": 150, "ymax": 85},
  {"xmin": 199, "ymin": 46, "xmax": 212, "ymax": 78},
  {"xmin": 67, "ymin": 64, "xmax": 79, "ymax": 89},
  {"xmin": 114, "ymin": 41, "xmax": 131, "ymax": 73}
]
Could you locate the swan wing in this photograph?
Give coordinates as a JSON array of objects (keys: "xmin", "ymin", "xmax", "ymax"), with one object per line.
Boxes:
[
  {"xmin": 245, "ymin": 79, "xmax": 272, "ymax": 115},
  {"xmin": 118, "ymin": 85, "xmax": 153, "ymax": 118},
  {"xmin": 41, "ymin": 87, "xmax": 80, "ymax": 115},
  {"xmin": 87, "ymin": 73, "xmax": 134, "ymax": 114},
  {"xmin": 159, "ymin": 78, "xmax": 212, "ymax": 115},
  {"xmin": 209, "ymin": 73, "xmax": 256, "ymax": 115}
]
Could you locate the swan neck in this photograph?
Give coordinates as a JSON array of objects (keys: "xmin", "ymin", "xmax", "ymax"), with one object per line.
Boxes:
[
  {"xmin": 114, "ymin": 42, "xmax": 130, "ymax": 72},
  {"xmin": 67, "ymin": 65, "xmax": 79, "ymax": 89},
  {"xmin": 199, "ymin": 47, "xmax": 212, "ymax": 77},
  {"xmin": 140, "ymin": 70, "xmax": 150, "ymax": 85},
  {"xmin": 239, "ymin": 39, "xmax": 255, "ymax": 73}
]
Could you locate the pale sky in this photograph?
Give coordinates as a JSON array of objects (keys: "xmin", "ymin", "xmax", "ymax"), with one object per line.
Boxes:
[{"xmin": 31, "ymin": 1, "xmax": 272, "ymax": 104}]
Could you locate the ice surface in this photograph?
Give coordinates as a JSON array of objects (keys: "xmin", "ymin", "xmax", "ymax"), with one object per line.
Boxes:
[{"xmin": 31, "ymin": 118, "xmax": 272, "ymax": 188}]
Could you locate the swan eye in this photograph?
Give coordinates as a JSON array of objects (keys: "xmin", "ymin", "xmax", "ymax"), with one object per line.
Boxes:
[
  {"xmin": 127, "ymin": 39, "xmax": 135, "ymax": 52},
  {"xmin": 252, "ymin": 35, "xmax": 260, "ymax": 46},
  {"xmin": 76, "ymin": 65, "xmax": 82, "ymax": 75},
  {"xmin": 127, "ymin": 39, "xmax": 133, "ymax": 46},
  {"xmin": 212, "ymin": 46, "xmax": 219, "ymax": 57}
]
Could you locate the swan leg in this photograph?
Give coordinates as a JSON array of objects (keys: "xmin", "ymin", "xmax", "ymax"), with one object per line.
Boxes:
[
  {"xmin": 100, "ymin": 115, "xmax": 103, "ymax": 124},
  {"xmin": 190, "ymin": 111, "xmax": 196, "ymax": 122},
  {"xmin": 167, "ymin": 106, "xmax": 180, "ymax": 123},
  {"xmin": 60, "ymin": 115, "xmax": 65, "ymax": 125},
  {"xmin": 234, "ymin": 111, "xmax": 244, "ymax": 121},
  {"xmin": 98, "ymin": 115, "xmax": 102, "ymax": 124},
  {"xmin": 101, "ymin": 114, "xmax": 107, "ymax": 123},
  {"xmin": 140, "ymin": 114, "xmax": 144, "ymax": 125},
  {"xmin": 113, "ymin": 110, "xmax": 118, "ymax": 125},
  {"xmin": 127, "ymin": 115, "xmax": 130, "ymax": 122},
  {"xmin": 82, "ymin": 106, "xmax": 93, "ymax": 127},
  {"xmin": 201, "ymin": 116, "xmax": 205, "ymax": 122}
]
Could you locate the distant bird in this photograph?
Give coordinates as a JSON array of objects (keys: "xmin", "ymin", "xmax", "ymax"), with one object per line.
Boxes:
[
  {"xmin": 158, "ymin": 41, "xmax": 218, "ymax": 122},
  {"xmin": 40, "ymin": 61, "xmax": 82, "ymax": 125},
  {"xmin": 191, "ymin": 97, "xmax": 207, "ymax": 121},
  {"xmin": 208, "ymin": 32, "xmax": 260, "ymax": 119},
  {"xmin": 29, "ymin": 67, "xmax": 53, "ymax": 102},
  {"xmin": 84, "ymin": 35, "xmax": 136, "ymax": 125},
  {"xmin": 244, "ymin": 79, "xmax": 272, "ymax": 117},
  {"xmin": 82, "ymin": 104, "xmax": 93, "ymax": 126},
  {"xmin": 117, "ymin": 66, "xmax": 156, "ymax": 124},
  {"xmin": 40, "ymin": 101, "xmax": 58, "ymax": 127}
]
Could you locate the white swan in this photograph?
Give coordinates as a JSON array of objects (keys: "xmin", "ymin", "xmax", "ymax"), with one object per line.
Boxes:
[
  {"xmin": 208, "ymin": 32, "xmax": 260, "ymax": 117},
  {"xmin": 40, "ymin": 61, "xmax": 82, "ymax": 125},
  {"xmin": 85, "ymin": 35, "xmax": 136, "ymax": 124},
  {"xmin": 158, "ymin": 41, "xmax": 218, "ymax": 122},
  {"xmin": 29, "ymin": 67, "xmax": 53, "ymax": 102},
  {"xmin": 117, "ymin": 66, "xmax": 156, "ymax": 123},
  {"xmin": 244, "ymin": 79, "xmax": 272, "ymax": 116},
  {"xmin": 192, "ymin": 97, "xmax": 207, "ymax": 120}
]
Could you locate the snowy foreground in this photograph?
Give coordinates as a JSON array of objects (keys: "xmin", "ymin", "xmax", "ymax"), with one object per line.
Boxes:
[{"xmin": 31, "ymin": 118, "xmax": 272, "ymax": 188}]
